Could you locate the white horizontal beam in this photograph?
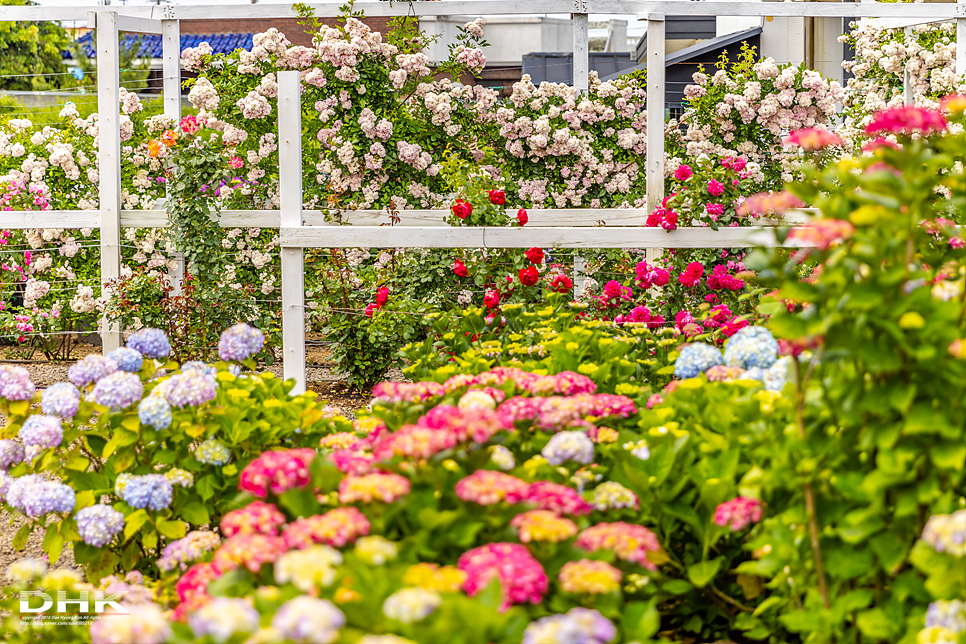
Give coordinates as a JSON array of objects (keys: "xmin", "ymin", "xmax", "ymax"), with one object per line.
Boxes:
[
  {"xmin": 2, "ymin": 211, "xmax": 100, "ymax": 229},
  {"xmin": 117, "ymin": 209, "xmax": 649, "ymax": 229},
  {"xmin": 638, "ymin": 1, "xmax": 964, "ymax": 19},
  {"xmin": 279, "ymin": 226, "xmax": 813, "ymax": 249},
  {"xmin": 4, "ymin": 208, "xmax": 811, "ymax": 230},
  {"xmin": 114, "ymin": 15, "xmax": 163, "ymax": 35},
  {"xmin": 0, "ymin": 6, "xmax": 154, "ymax": 21},
  {"xmin": 163, "ymin": 1, "xmax": 647, "ymax": 19},
  {"xmin": 0, "ymin": 2, "xmax": 960, "ymax": 22}
]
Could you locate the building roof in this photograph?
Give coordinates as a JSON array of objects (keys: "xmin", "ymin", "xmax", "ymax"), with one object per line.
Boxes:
[
  {"xmin": 65, "ymin": 31, "xmax": 254, "ymax": 60},
  {"xmin": 602, "ymin": 26, "xmax": 763, "ymax": 81}
]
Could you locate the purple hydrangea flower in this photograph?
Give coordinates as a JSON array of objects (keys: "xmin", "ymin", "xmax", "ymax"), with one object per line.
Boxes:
[
  {"xmin": 522, "ymin": 608, "xmax": 616, "ymax": 644},
  {"xmin": 7, "ymin": 475, "xmax": 75, "ymax": 517},
  {"xmin": 138, "ymin": 396, "xmax": 172, "ymax": 430},
  {"xmin": 180, "ymin": 361, "xmax": 216, "ymax": 376},
  {"xmin": 156, "ymin": 371, "xmax": 217, "ymax": 408},
  {"xmin": 107, "ymin": 347, "xmax": 144, "ymax": 373},
  {"xmin": 19, "ymin": 415, "xmax": 63, "ymax": 451},
  {"xmin": 91, "ymin": 372, "xmax": 144, "ymax": 411},
  {"xmin": 127, "ymin": 328, "xmax": 171, "ymax": 360},
  {"xmin": 542, "ymin": 430, "xmax": 595, "ymax": 466},
  {"xmin": 0, "ymin": 471, "xmax": 14, "ymax": 498},
  {"xmin": 0, "ymin": 365, "xmax": 36, "ymax": 401},
  {"xmin": 0, "ymin": 440, "xmax": 25, "ymax": 470},
  {"xmin": 189, "ymin": 596, "xmax": 260, "ymax": 641},
  {"xmin": 76, "ymin": 504, "xmax": 125, "ymax": 547},
  {"xmin": 272, "ymin": 596, "xmax": 345, "ymax": 643},
  {"xmin": 157, "ymin": 530, "xmax": 221, "ymax": 572},
  {"xmin": 121, "ymin": 474, "xmax": 173, "ymax": 511},
  {"xmin": 218, "ymin": 323, "xmax": 265, "ymax": 361},
  {"xmin": 41, "ymin": 383, "xmax": 80, "ymax": 419},
  {"xmin": 68, "ymin": 355, "xmax": 118, "ymax": 388}
]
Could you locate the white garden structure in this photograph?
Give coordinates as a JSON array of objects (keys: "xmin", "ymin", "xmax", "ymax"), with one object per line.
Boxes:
[{"xmin": 1, "ymin": 1, "xmax": 965, "ymax": 393}]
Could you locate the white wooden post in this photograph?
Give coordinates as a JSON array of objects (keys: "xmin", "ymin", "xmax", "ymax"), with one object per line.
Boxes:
[
  {"xmin": 97, "ymin": 11, "xmax": 123, "ymax": 353},
  {"xmin": 903, "ymin": 25, "xmax": 915, "ymax": 105},
  {"xmin": 162, "ymin": 15, "xmax": 185, "ymax": 296},
  {"xmin": 278, "ymin": 71, "xmax": 306, "ymax": 395},
  {"xmin": 645, "ymin": 14, "xmax": 665, "ymax": 263},
  {"xmin": 572, "ymin": 7, "xmax": 589, "ymax": 296},
  {"xmin": 958, "ymin": 0, "xmax": 965, "ymax": 86},
  {"xmin": 573, "ymin": 9, "xmax": 589, "ymax": 92}
]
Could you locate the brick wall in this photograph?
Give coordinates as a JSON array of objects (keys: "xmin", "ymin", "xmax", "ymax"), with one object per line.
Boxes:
[{"xmin": 179, "ymin": 17, "xmax": 400, "ymax": 47}]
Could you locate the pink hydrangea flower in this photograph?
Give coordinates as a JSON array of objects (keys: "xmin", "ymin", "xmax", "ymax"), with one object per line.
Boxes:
[
  {"xmin": 219, "ymin": 501, "xmax": 287, "ymax": 537},
  {"xmin": 212, "ymin": 533, "xmax": 286, "ymax": 573},
  {"xmin": 458, "ymin": 543, "xmax": 548, "ymax": 610},
  {"xmin": 238, "ymin": 448, "xmax": 315, "ymax": 498},
  {"xmin": 714, "ymin": 496, "xmax": 764, "ymax": 531},
  {"xmin": 456, "ymin": 470, "xmax": 530, "ymax": 506},
  {"xmin": 525, "ymin": 481, "xmax": 592, "ymax": 516},
  {"xmin": 338, "ymin": 472, "xmax": 411, "ymax": 504},
  {"xmin": 575, "ymin": 522, "xmax": 662, "ymax": 570},
  {"xmin": 281, "ymin": 507, "xmax": 371, "ymax": 549}
]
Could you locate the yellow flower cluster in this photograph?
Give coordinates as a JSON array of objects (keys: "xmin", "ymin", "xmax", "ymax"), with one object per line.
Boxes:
[{"xmin": 402, "ymin": 563, "xmax": 467, "ymax": 593}]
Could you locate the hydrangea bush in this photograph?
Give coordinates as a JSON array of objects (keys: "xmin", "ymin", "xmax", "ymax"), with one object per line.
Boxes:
[{"xmin": 0, "ymin": 324, "xmax": 344, "ymax": 583}]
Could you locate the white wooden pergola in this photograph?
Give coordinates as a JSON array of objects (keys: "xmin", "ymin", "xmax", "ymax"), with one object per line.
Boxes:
[{"xmin": 1, "ymin": 1, "xmax": 964, "ymax": 393}]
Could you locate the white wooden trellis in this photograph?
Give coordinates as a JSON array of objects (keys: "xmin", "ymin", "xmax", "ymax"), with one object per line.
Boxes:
[{"xmin": 1, "ymin": 2, "xmax": 964, "ymax": 392}]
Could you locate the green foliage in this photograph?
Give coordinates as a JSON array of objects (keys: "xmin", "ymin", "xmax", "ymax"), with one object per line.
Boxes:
[{"xmin": 0, "ymin": 0, "xmax": 71, "ymax": 91}]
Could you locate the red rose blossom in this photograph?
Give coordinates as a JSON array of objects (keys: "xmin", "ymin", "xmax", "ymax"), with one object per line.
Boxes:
[
  {"xmin": 454, "ymin": 259, "xmax": 468, "ymax": 277},
  {"xmin": 517, "ymin": 209, "xmax": 528, "ymax": 226},
  {"xmin": 488, "ymin": 189, "xmax": 506, "ymax": 206},
  {"xmin": 452, "ymin": 199, "xmax": 472, "ymax": 220},
  {"xmin": 525, "ymin": 247, "xmax": 544, "ymax": 265},
  {"xmin": 375, "ymin": 287, "xmax": 389, "ymax": 307},
  {"xmin": 549, "ymin": 274, "xmax": 573, "ymax": 293},
  {"xmin": 519, "ymin": 266, "xmax": 539, "ymax": 286},
  {"xmin": 483, "ymin": 290, "xmax": 500, "ymax": 309}
]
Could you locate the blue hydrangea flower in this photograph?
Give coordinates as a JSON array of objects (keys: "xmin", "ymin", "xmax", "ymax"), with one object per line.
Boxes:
[
  {"xmin": 723, "ymin": 326, "xmax": 779, "ymax": 370},
  {"xmin": 674, "ymin": 343, "xmax": 723, "ymax": 379},
  {"xmin": 195, "ymin": 439, "xmax": 230, "ymax": 466},
  {"xmin": 76, "ymin": 504, "xmax": 125, "ymax": 547},
  {"xmin": 67, "ymin": 355, "xmax": 118, "ymax": 388},
  {"xmin": 542, "ymin": 431, "xmax": 595, "ymax": 466},
  {"xmin": 156, "ymin": 371, "xmax": 217, "ymax": 408},
  {"xmin": 744, "ymin": 357, "xmax": 790, "ymax": 392},
  {"xmin": 91, "ymin": 372, "xmax": 144, "ymax": 411},
  {"xmin": 138, "ymin": 396, "xmax": 172, "ymax": 430},
  {"xmin": 0, "ymin": 440, "xmax": 25, "ymax": 471},
  {"xmin": 19, "ymin": 415, "xmax": 62, "ymax": 451},
  {"xmin": 122, "ymin": 474, "xmax": 173, "ymax": 511},
  {"xmin": 41, "ymin": 383, "xmax": 80, "ymax": 420},
  {"xmin": 114, "ymin": 473, "xmax": 134, "ymax": 497},
  {"xmin": 107, "ymin": 347, "xmax": 144, "ymax": 373},
  {"xmin": 0, "ymin": 365, "xmax": 35, "ymax": 401},
  {"xmin": 218, "ymin": 323, "xmax": 265, "ymax": 362},
  {"xmin": 7, "ymin": 475, "xmax": 75, "ymax": 517},
  {"xmin": 127, "ymin": 328, "xmax": 171, "ymax": 360}
]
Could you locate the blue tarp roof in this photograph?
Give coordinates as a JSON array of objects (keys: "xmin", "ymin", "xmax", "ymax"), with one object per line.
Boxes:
[{"xmin": 65, "ymin": 31, "xmax": 254, "ymax": 59}]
